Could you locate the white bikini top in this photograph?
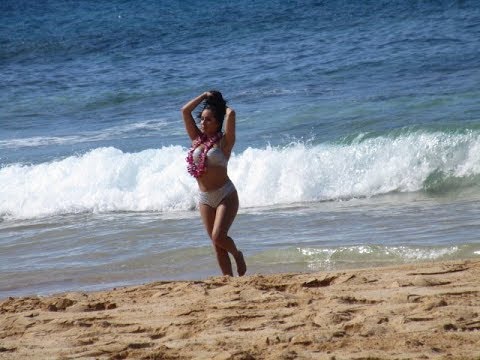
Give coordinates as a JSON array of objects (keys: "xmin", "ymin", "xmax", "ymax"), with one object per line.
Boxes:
[{"xmin": 193, "ymin": 146, "xmax": 228, "ymax": 168}]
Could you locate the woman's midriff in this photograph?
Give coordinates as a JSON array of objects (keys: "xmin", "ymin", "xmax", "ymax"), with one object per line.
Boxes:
[{"xmin": 196, "ymin": 166, "xmax": 230, "ymax": 192}]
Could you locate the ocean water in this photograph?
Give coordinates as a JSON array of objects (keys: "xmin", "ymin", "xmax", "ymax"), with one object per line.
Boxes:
[{"xmin": 1, "ymin": 0, "xmax": 480, "ymax": 298}]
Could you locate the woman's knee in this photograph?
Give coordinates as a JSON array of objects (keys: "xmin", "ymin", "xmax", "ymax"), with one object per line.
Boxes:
[{"xmin": 211, "ymin": 230, "xmax": 227, "ymax": 246}]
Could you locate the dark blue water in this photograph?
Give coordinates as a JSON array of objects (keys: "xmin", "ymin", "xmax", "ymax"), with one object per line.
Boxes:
[{"xmin": 1, "ymin": 0, "xmax": 480, "ymax": 297}]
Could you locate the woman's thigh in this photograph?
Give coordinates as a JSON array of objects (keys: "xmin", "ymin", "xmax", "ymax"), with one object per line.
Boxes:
[
  {"xmin": 199, "ymin": 203, "xmax": 216, "ymax": 239},
  {"xmin": 213, "ymin": 190, "xmax": 239, "ymax": 239}
]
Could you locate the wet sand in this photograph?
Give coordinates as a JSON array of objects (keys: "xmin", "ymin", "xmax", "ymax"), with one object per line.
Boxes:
[{"xmin": 1, "ymin": 260, "xmax": 479, "ymax": 359}]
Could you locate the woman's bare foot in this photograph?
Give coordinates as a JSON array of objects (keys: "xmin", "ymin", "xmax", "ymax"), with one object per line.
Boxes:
[{"xmin": 235, "ymin": 251, "xmax": 247, "ymax": 276}]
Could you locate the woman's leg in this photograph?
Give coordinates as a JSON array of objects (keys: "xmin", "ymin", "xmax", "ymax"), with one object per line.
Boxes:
[
  {"xmin": 199, "ymin": 190, "xmax": 246, "ymax": 276},
  {"xmin": 199, "ymin": 202, "xmax": 234, "ymax": 276},
  {"xmin": 212, "ymin": 191, "xmax": 247, "ymax": 276}
]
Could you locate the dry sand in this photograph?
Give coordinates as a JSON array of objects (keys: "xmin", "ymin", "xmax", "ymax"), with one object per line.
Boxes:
[{"xmin": 1, "ymin": 260, "xmax": 479, "ymax": 359}]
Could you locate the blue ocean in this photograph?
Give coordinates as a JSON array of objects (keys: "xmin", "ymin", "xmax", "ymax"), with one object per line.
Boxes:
[{"xmin": 1, "ymin": 0, "xmax": 480, "ymax": 298}]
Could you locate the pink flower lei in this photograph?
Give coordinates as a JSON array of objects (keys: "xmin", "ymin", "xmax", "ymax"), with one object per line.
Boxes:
[{"xmin": 186, "ymin": 132, "xmax": 223, "ymax": 178}]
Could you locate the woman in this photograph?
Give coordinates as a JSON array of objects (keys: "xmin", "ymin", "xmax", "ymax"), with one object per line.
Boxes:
[{"xmin": 182, "ymin": 91, "xmax": 247, "ymax": 277}]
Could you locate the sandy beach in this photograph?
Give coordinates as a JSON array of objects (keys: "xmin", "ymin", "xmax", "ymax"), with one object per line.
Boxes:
[{"xmin": 1, "ymin": 260, "xmax": 479, "ymax": 359}]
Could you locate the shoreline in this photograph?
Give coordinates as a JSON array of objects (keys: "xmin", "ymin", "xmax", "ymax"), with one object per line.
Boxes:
[{"xmin": 1, "ymin": 260, "xmax": 479, "ymax": 359}]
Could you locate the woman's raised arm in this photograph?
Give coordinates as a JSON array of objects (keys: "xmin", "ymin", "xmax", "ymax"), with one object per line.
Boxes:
[
  {"xmin": 222, "ymin": 107, "xmax": 236, "ymax": 157},
  {"xmin": 181, "ymin": 93, "xmax": 207, "ymax": 141}
]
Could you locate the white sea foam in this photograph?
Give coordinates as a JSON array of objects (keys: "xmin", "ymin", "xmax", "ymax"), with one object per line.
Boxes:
[
  {"xmin": 0, "ymin": 146, "xmax": 197, "ymax": 219},
  {"xmin": 0, "ymin": 119, "xmax": 167, "ymax": 149},
  {"xmin": 1, "ymin": 131, "xmax": 480, "ymax": 219},
  {"xmin": 233, "ymin": 131, "xmax": 480, "ymax": 206},
  {"xmin": 297, "ymin": 245, "xmax": 464, "ymax": 271}
]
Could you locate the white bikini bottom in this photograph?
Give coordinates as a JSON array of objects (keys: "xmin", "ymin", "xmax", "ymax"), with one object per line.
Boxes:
[{"xmin": 198, "ymin": 179, "xmax": 236, "ymax": 208}]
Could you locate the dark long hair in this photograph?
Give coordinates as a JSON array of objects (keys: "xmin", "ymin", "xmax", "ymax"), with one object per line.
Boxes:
[{"xmin": 197, "ymin": 90, "xmax": 227, "ymax": 132}]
